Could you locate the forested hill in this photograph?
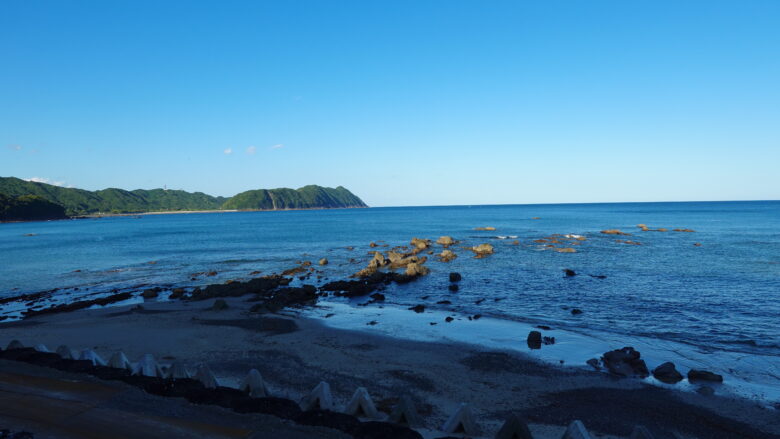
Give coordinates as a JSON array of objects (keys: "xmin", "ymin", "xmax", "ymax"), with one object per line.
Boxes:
[
  {"xmin": 0, "ymin": 193, "xmax": 68, "ymax": 222},
  {"xmin": 222, "ymin": 185, "xmax": 367, "ymax": 210},
  {"xmin": 0, "ymin": 177, "xmax": 367, "ymax": 217}
]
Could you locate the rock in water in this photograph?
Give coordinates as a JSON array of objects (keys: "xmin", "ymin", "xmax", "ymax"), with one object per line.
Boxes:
[
  {"xmin": 405, "ymin": 262, "xmax": 429, "ymax": 276},
  {"xmin": 527, "ymin": 331, "xmax": 542, "ymax": 350},
  {"xmin": 436, "ymin": 236, "xmax": 456, "ymax": 247},
  {"xmin": 652, "ymin": 362, "xmax": 683, "ymax": 384},
  {"xmin": 141, "ymin": 288, "xmax": 159, "ymax": 299},
  {"xmin": 449, "ymin": 272, "xmax": 462, "ymax": 282},
  {"xmin": 495, "ymin": 413, "xmax": 533, "ymax": 439},
  {"xmin": 439, "ymin": 249, "xmax": 457, "ymax": 262},
  {"xmin": 344, "ymin": 387, "xmax": 379, "ymax": 419},
  {"xmin": 471, "ymin": 243, "xmax": 494, "ymax": 258},
  {"xmin": 241, "ymin": 369, "xmax": 269, "ymax": 398},
  {"xmin": 410, "ymin": 237, "xmax": 430, "ymax": 250},
  {"xmin": 563, "ymin": 269, "xmax": 577, "ymax": 277},
  {"xmin": 440, "ymin": 403, "xmax": 480, "ymax": 436},
  {"xmin": 600, "ymin": 229, "xmax": 630, "ymax": 236},
  {"xmin": 688, "ymin": 369, "xmax": 723, "ymax": 383},
  {"xmin": 318, "ymin": 258, "xmax": 328, "ymax": 265}
]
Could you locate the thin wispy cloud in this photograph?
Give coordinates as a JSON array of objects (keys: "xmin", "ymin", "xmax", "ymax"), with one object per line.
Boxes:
[
  {"xmin": 223, "ymin": 148, "xmax": 233, "ymax": 155},
  {"xmin": 7, "ymin": 145, "xmax": 22, "ymax": 151},
  {"xmin": 246, "ymin": 146, "xmax": 257, "ymax": 155},
  {"xmin": 25, "ymin": 177, "xmax": 66, "ymax": 187},
  {"xmin": 270, "ymin": 144, "xmax": 285, "ymax": 150}
]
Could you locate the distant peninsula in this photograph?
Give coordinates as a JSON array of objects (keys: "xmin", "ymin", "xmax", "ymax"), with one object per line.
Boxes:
[{"xmin": 0, "ymin": 176, "xmax": 367, "ymax": 220}]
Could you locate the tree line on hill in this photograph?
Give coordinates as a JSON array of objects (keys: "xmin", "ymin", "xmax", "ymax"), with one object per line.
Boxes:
[{"xmin": 0, "ymin": 176, "xmax": 367, "ymax": 221}]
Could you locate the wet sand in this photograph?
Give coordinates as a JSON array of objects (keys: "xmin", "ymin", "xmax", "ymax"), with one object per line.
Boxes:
[{"xmin": 1, "ymin": 297, "xmax": 778, "ymax": 439}]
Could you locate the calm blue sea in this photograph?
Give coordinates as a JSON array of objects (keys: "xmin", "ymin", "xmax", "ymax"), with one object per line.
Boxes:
[{"xmin": 1, "ymin": 201, "xmax": 779, "ymax": 395}]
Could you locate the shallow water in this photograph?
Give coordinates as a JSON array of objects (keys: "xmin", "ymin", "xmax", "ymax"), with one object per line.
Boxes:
[{"xmin": 1, "ymin": 201, "xmax": 779, "ymax": 401}]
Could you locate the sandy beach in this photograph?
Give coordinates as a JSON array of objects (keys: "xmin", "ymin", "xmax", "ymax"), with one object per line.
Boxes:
[{"xmin": 1, "ymin": 296, "xmax": 778, "ymax": 439}]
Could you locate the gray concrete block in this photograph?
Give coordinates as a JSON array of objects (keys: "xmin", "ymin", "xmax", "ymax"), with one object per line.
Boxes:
[
  {"xmin": 561, "ymin": 420, "xmax": 591, "ymax": 439},
  {"xmin": 79, "ymin": 349, "xmax": 107, "ymax": 367},
  {"xmin": 344, "ymin": 387, "xmax": 379, "ymax": 419},
  {"xmin": 194, "ymin": 364, "xmax": 219, "ymax": 389},
  {"xmin": 108, "ymin": 351, "xmax": 132, "ymax": 370},
  {"xmin": 6, "ymin": 340, "xmax": 24, "ymax": 350},
  {"xmin": 630, "ymin": 425, "xmax": 655, "ymax": 439},
  {"xmin": 132, "ymin": 354, "xmax": 165, "ymax": 377},
  {"xmin": 301, "ymin": 381, "xmax": 334, "ymax": 411},
  {"xmin": 168, "ymin": 361, "xmax": 191, "ymax": 380},
  {"xmin": 441, "ymin": 403, "xmax": 480, "ymax": 436},
  {"xmin": 388, "ymin": 395, "xmax": 422, "ymax": 427},
  {"xmin": 56, "ymin": 345, "xmax": 76, "ymax": 360},
  {"xmin": 495, "ymin": 413, "xmax": 534, "ymax": 439}
]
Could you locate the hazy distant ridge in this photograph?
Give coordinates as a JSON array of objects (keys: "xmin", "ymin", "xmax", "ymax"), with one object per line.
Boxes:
[{"xmin": 0, "ymin": 177, "xmax": 366, "ymax": 216}]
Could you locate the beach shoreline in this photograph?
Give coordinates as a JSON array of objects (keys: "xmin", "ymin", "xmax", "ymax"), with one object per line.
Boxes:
[{"xmin": 1, "ymin": 297, "xmax": 778, "ymax": 438}]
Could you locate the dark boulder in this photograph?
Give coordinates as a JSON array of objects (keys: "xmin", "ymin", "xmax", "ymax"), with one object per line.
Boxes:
[
  {"xmin": 527, "ymin": 331, "xmax": 542, "ymax": 349},
  {"xmin": 563, "ymin": 269, "xmax": 576, "ymax": 277},
  {"xmin": 408, "ymin": 305, "xmax": 425, "ymax": 313},
  {"xmin": 448, "ymin": 284, "xmax": 459, "ymax": 292},
  {"xmin": 688, "ymin": 369, "xmax": 723, "ymax": 383},
  {"xmin": 652, "ymin": 362, "xmax": 683, "ymax": 384},
  {"xmin": 449, "ymin": 272, "xmax": 462, "ymax": 282},
  {"xmin": 602, "ymin": 347, "xmax": 649, "ymax": 378}
]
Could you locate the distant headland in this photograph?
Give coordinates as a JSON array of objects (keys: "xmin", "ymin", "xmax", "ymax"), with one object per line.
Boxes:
[{"xmin": 0, "ymin": 176, "xmax": 367, "ymax": 221}]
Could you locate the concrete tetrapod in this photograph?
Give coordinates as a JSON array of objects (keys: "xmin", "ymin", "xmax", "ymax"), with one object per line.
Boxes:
[
  {"xmin": 388, "ymin": 395, "xmax": 422, "ymax": 428},
  {"xmin": 34, "ymin": 344, "xmax": 51, "ymax": 353},
  {"xmin": 441, "ymin": 403, "xmax": 480, "ymax": 436},
  {"xmin": 561, "ymin": 420, "xmax": 592, "ymax": 439},
  {"xmin": 108, "ymin": 351, "xmax": 133, "ymax": 371},
  {"xmin": 240, "ymin": 369, "xmax": 269, "ymax": 398},
  {"xmin": 132, "ymin": 354, "xmax": 165, "ymax": 378},
  {"xmin": 79, "ymin": 349, "xmax": 108, "ymax": 366},
  {"xmin": 6, "ymin": 340, "xmax": 24, "ymax": 350},
  {"xmin": 167, "ymin": 361, "xmax": 191, "ymax": 380},
  {"xmin": 301, "ymin": 381, "xmax": 334, "ymax": 411},
  {"xmin": 344, "ymin": 387, "xmax": 379, "ymax": 419},
  {"xmin": 495, "ymin": 413, "xmax": 534, "ymax": 439},
  {"xmin": 56, "ymin": 345, "xmax": 77, "ymax": 360},
  {"xmin": 629, "ymin": 425, "xmax": 655, "ymax": 439},
  {"xmin": 194, "ymin": 364, "xmax": 219, "ymax": 389}
]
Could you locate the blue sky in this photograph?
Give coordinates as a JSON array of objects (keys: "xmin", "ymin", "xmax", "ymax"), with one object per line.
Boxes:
[{"xmin": 1, "ymin": 1, "xmax": 778, "ymax": 206}]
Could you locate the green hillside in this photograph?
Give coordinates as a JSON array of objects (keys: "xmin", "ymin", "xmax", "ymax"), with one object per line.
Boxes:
[
  {"xmin": 0, "ymin": 177, "xmax": 367, "ymax": 217},
  {"xmin": 222, "ymin": 185, "xmax": 367, "ymax": 210},
  {"xmin": 0, "ymin": 194, "xmax": 68, "ymax": 222}
]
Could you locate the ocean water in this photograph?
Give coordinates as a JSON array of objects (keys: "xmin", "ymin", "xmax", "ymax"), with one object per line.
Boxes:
[{"xmin": 1, "ymin": 201, "xmax": 779, "ymax": 401}]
